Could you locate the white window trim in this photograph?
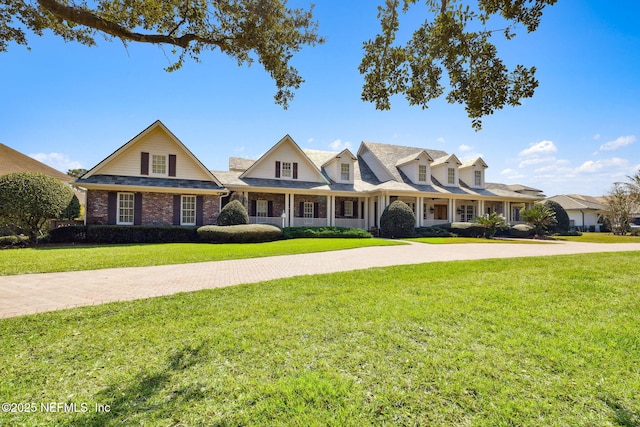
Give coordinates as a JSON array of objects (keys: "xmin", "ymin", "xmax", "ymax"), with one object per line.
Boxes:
[
  {"xmin": 418, "ymin": 164, "xmax": 427, "ymax": 182},
  {"xmin": 181, "ymin": 195, "xmax": 196, "ymax": 226},
  {"xmin": 281, "ymin": 162, "xmax": 292, "ymax": 178},
  {"xmin": 344, "ymin": 200, "xmax": 353, "ymax": 217},
  {"xmin": 151, "ymin": 154, "xmax": 168, "ymax": 176},
  {"xmin": 117, "ymin": 192, "xmax": 135, "ymax": 225},
  {"xmin": 447, "ymin": 167, "xmax": 456, "ymax": 185},
  {"xmin": 303, "ymin": 201, "xmax": 314, "ymax": 224},
  {"xmin": 256, "ymin": 200, "xmax": 268, "ymax": 218},
  {"xmin": 340, "ymin": 163, "xmax": 350, "ymax": 181},
  {"xmin": 474, "ymin": 170, "xmax": 482, "ymax": 186}
]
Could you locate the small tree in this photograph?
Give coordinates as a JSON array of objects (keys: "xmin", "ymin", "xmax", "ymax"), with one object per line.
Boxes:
[
  {"xmin": 60, "ymin": 194, "xmax": 81, "ymax": 220},
  {"xmin": 474, "ymin": 212, "xmax": 508, "ymax": 238},
  {"xmin": 603, "ymin": 183, "xmax": 635, "ymax": 235},
  {"xmin": 217, "ymin": 200, "xmax": 249, "ymax": 226},
  {"xmin": 544, "ymin": 200, "xmax": 570, "ymax": 234},
  {"xmin": 521, "ymin": 203, "xmax": 557, "ymax": 238},
  {"xmin": 380, "ymin": 200, "xmax": 416, "ymax": 238},
  {"xmin": 0, "ymin": 172, "xmax": 74, "ymax": 242}
]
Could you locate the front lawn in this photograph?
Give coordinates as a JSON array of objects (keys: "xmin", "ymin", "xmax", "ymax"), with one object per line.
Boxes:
[
  {"xmin": 0, "ymin": 238, "xmax": 404, "ymax": 276},
  {"xmin": 1, "ymin": 252, "xmax": 639, "ymax": 426},
  {"xmin": 555, "ymin": 232, "xmax": 640, "ymax": 243}
]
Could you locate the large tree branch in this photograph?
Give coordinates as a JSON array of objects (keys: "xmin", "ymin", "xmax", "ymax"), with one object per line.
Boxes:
[{"xmin": 37, "ymin": 0, "xmax": 224, "ymax": 49}]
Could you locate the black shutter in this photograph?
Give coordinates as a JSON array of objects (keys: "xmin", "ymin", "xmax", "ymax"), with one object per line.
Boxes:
[
  {"xmin": 354, "ymin": 201, "xmax": 359, "ymax": 218},
  {"xmin": 268, "ymin": 201, "xmax": 274, "ymax": 217},
  {"xmin": 298, "ymin": 202, "xmax": 304, "ymax": 218},
  {"xmin": 250, "ymin": 200, "xmax": 257, "ymax": 216},
  {"xmin": 314, "ymin": 202, "xmax": 319, "ymax": 218},
  {"xmin": 173, "ymin": 195, "xmax": 181, "ymax": 225},
  {"xmin": 275, "ymin": 161, "xmax": 281, "ymax": 178},
  {"xmin": 107, "ymin": 192, "xmax": 117, "ymax": 225},
  {"xmin": 340, "ymin": 200, "xmax": 344, "ymax": 217},
  {"xmin": 293, "ymin": 162, "xmax": 298, "ymax": 179},
  {"xmin": 196, "ymin": 196, "xmax": 204, "ymax": 225},
  {"xmin": 134, "ymin": 193, "xmax": 143, "ymax": 225},
  {"xmin": 141, "ymin": 152, "xmax": 149, "ymax": 175},
  {"xmin": 168, "ymin": 154, "xmax": 177, "ymax": 177}
]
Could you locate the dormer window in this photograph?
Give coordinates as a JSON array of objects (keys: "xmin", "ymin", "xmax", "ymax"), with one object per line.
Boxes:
[
  {"xmin": 275, "ymin": 161, "xmax": 298, "ymax": 179},
  {"xmin": 418, "ymin": 164, "xmax": 427, "ymax": 182},
  {"xmin": 475, "ymin": 170, "xmax": 482, "ymax": 186},
  {"xmin": 152, "ymin": 155, "xmax": 167, "ymax": 175},
  {"xmin": 447, "ymin": 167, "xmax": 455, "ymax": 184},
  {"xmin": 341, "ymin": 163, "xmax": 350, "ymax": 181},
  {"xmin": 282, "ymin": 162, "xmax": 292, "ymax": 178}
]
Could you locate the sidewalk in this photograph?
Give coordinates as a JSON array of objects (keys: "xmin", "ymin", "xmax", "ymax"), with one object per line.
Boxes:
[{"xmin": 2, "ymin": 241, "xmax": 640, "ymax": 319}]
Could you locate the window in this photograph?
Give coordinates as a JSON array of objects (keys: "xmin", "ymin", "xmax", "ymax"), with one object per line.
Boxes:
[
  {"xmin": 118, "ymin": 193, "xmax": 134, "ymax": 225},
  {"xmin": 152, "ymin": 155, "xmax": 167, "ymax": 175},
  {"xmin": 447, "ymin": 168, "xmax": 455, "ymax": 184},
  {"xmin": 418, "ymin": 164, "xmax": 427, "ymax": 182},
  {"xmin": 344, "ymin": 200, "xmax": 353, "ymax": 217},
  {"xmin": 474, "ymin": 170, "xmax": 482, "ymax": 186},
  {"xmin": 341, "ymin": 163, "xmax": 350, "ymax": 181},
  {"xmin": 256, "ymin": 200, "xmax": 268, "ymax": 218},
  {"xmin": 460, "ymin": 205, "xmax": 474, "ymax": 222},
  {"xmin": 282, "ymin": 162, "xmax": 292, "ymax": 178},
  {"xmin": 303, "ymin": 202, "xmax": 314, "ymax": 224},
  {"xmin": 181, "ymin": 195, "xmax": 196, "ymax": 225}
]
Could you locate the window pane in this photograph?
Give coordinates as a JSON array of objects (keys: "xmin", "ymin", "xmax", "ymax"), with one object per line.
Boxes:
[
  {"xmin": 418, "ymin": 165, "xmax": 427, "ymax": 182},
  {"xmin": 344, "ymin": 200, "xmax": 353, "ymax": 217},
  {"xmin": 475, "ymin": 170, "xmax": 482, "ymax": 186},
  {"xmin": 448, "ymin": 168, "xmax": 455, "ymax": 184},
  {"xmin": 182, "ymin": 196, "xmax": 196, "ymax": 225},
  {"xmin": 341, "ymin": 163, "xmax": 350, "ymax": 180},
  {"xmin": 282, "ymin": 162, "xmax": 291, "ymax": 177},
  {"xmin": 256, "ymin": 200, "xmax": 268, "ymax": 217},
  {"xmin": 152, "ymin": 155, "xmax": 167, "ymax": 174},
  {"xmin": 303, "ymin": 202, "xmax": 314, "ymax": 220},
  {"xmin": 118, "ymin": 193, "xmax": 134, "ymax": 224}
]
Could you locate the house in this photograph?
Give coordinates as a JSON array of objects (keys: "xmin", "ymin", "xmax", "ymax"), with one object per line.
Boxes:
[
  {"xmin": 545, "ymin": 194, "xmax": 606, "ymax": 231},
  {"xmin": 76, "ymin": 121, "xmax": 227, "ymax": 226},
  {"xmin": 76, "ymin": 121, "xmax": 545, "ymax": 229}
]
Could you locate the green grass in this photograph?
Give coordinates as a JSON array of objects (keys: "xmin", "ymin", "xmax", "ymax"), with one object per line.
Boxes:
[
  {"xmin": 2, "ymin": 252, "xmax": 640, "ymax": 426},
  {"xmin": 408, "ymin": 237, "xmax": 548, "ymax": 244},
  {"xmin": 0, "ymin": 238, "xmax": 404, "ymax": 276},
  {"xmin": 555, "ymin": 232, "xmax": 640, "ymax": 243}
]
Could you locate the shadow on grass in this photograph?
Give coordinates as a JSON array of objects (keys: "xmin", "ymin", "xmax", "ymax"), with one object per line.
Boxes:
[
  {"xmin": 63, "ymin": 340, "xmax": 210, "ymax": 426},
  {"xmin": 602, "ymin": 395, "xmax": 640, "ymax": 427}
]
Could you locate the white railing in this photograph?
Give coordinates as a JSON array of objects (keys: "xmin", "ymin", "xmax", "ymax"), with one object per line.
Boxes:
[
  {"xmin": 334, "ymin": 218, "xmax": 366, "ymax": 229},
  {"xmin": 291, "ymin": 218, "xmax": 327, "ymax": 227},
  {"xmin": 249, "ymin": 216, "xmax": 283, "ymax": 227}
]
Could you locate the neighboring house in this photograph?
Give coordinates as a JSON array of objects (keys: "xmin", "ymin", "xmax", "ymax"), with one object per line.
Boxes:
[
  {"xmin": 75, "ymin": 121, "xmax": 227, "ymax": 226},
  {"xmin": 0, "ymin": 142, "xmax": 86, "ymax": 207},
  {"xmin": 545, "ymin": 194, "xmax": 606, "ymax": 231},
  {"xmin": 76, "ymin": 120, "xmax": 545, "ymax": 229}
]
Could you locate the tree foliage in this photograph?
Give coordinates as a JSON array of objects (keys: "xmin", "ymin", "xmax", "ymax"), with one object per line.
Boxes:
[
  {"xmin": 543, "ymin": 200, "xmax": 569, "ymax": 234},
  {"xmin": 2, "ymin": 0, "xmax": 323, "ymax": 107},
  {"xmin": 67, "ymin": 168, "xmax": 88, "ymax": 178},
  {"xmin": 360, "ymin": 0, "xmax": 557, "ymax": 130},
  {"xmin": 604, "ymin": 181, "xmax": 636, "ymax": 236},
  {"xmin": 0, "ymin": 171, "xmax": 74, "ymax": 242},
  {"xmin": 521, "ymin": 203, "xmax": 556, "ymax": 237},
  {"xmin": 217, "ymin": 199, "xmax": 249, "ymax": 226},
  {"xmin": 474, "ymin": 211, "xmax": 508, "ymax": 238},
  {"xmin": 60, "ymin": 193, "xmax": 81, "ymax": 220},
  {"xmin": 380, "ymin": 200, "xmax": 416, "ymax": 238}
]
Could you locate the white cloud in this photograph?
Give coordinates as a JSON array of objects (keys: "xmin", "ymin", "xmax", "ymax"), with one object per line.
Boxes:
[
  {"xmin": 593, "ymin": 134, "xmax": 601, "ymax": 140},
  {"xmin": 598, "ymin": 135, "xmax": 636, "ymax": 152},
  {"xmin": 329, "ymin": 139, "xmax": 352, "ymax": 151},
  {"xmin": 29, "ymin": 152, "xmax": 83, "ymax": 172},
  {"xmin": 518, "ymin": 157, "xmax": 556, "ymax": 168},
  {"xmin": 458, "ymin": 144, "xmax": 472, "ymax": 152},
  {"xmin": 307, "ymin": 138, "xmax": 314, "ymax": 144},
  {"xmin": 518, "ymin": 140, "xmax": 557, "ymax": 157},
  {"xmin": 436, "ymin": 137, "xmax": 446, "ymax": 144},
  {"xmin": 574, "ymin": 157, "xmax": 628, "ymax": 173}
]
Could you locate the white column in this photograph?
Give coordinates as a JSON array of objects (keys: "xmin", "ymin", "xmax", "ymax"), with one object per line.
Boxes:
[
  {"xmin": 328, "ymin": 195, "xmax": 334, "ymax": 226},
  {"xmin": 503, "ymin": 201, "xmax": 509, "ymax": 222},
  {"xmin": 284, "ymin": 193, "xmax": 290, "ymax": 227},
  {"xmin": 363, "ymin": 197, "xmax": 369, "ymax": 230},
  {"xmin": 289, "ymin": 193, "xmax": 295, "ymax": 227},
  {"xmin": 416, "ymin": 196, "xmax": 423, "ymax": 227}
]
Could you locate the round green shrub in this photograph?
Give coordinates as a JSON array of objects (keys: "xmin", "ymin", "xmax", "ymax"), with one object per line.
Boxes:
[
  {"xmin": 197, "ymin": 224, "xmax": 283, "ymax": 243},
  {"xmin": 509, "ymin": 223, "xmax": 534, "ymax": 238},
  {"xmin": 217, "ymin": 200, "xmax": 249, "ymax": 226},
  {"xmin": 380, "ymin": 200, "xmax": 416, "ymax": 238},
  {"xmin": 544, "ymin": 200, "xmax": 570, "ymax": 233}
]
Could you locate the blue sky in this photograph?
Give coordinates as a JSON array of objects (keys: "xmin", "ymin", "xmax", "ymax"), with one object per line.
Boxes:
[{"xmin": 1, "ymin": 0, "xmax": 639, "ymax": 196}]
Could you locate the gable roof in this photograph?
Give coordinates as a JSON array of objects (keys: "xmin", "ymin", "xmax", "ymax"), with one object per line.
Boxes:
[
  {"xmin": 396, "ymin": 150, "xmax": 434, "ymax": 168},
  {"xmin": 546, "ymin": 194, "xmax": 606, "ymax": 211},
  {"xmin": 431, "ymin": 153, "xmax": 463, "ymax": 167},
  {"xmin": 359, "ymin": 141, "xmax": 447, "ymax": 183},
  {"xmin": 239, "ymin": 135, "xmax": 329, "ymax": 184},
  {"xmin": 460, "ymin": 157, "xmax": 488, "ymax": 169},
  {"xmin": 0, "ymin": 143, "xmax": 72, "ymax": 182},
  {"xmin": 80, "ymin": 120, "xmax": 222, "ymax": 186}
]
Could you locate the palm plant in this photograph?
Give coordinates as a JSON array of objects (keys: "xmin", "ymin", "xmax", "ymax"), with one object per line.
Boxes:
[
  {"xmin": 521, "ymin": 204, "xmax": 557, "ymax": 237},
  {"xmin": 474, "ymin": 212, "xmax": 508, "ymax": 238}
]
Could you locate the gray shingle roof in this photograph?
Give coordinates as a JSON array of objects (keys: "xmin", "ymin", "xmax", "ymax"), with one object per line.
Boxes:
[
  {"xmin": 77, "ymin": 174, "xmax": 225, "ymax": 191},
  {"xmin": 546, "ymin": 194, "xmax": 606, "ymax": 211}
]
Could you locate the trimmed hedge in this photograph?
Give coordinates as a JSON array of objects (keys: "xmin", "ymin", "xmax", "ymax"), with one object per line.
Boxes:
[
  {"xmin": 48, "ymin": 225, "xmax": 200, "ymax": 244},
  {"xmin": 217, "ymin": 200, "xmax": 249, "ymax": 226},
  {"xmin": 509, "ymin": 223, "xmax": 535, "ymax": 238},
  {"xmin": 449, "ymin": 222, "xmax": 486, "ymax": 238},
  {"xmin": 414, "ymin": 226, "xmax": 455, "ymax": 238},
  {"xmin": 283, "ymin": 226, "xmax": 372, "ymax": 239},
  {"xmin": 197, "ymin": 224, "xmax": 283, "ymax": 243},
  {"xmin": 380, "ymin": 201, "xmax": 416, "ymax": 238},
  {"xmin": 0, "ymin": 235, "xmax": 28, "ymax": 246}
]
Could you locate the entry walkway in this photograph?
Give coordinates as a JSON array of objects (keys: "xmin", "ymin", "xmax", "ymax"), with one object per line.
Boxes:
[{"xmin": 2, "ymin": 241, "xmax": 640, "ymax": 318}]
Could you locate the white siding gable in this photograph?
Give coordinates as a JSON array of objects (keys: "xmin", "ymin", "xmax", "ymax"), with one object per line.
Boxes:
[
  {"xmin": 397, "ymin": 152, "xmax": 432, "ymax": 185},
  {"xmin": 459, "ymin": 159, "xmax": 487, "ymax": 189},
  {"xmin": 323, "ymin": 150, "xmax": 356, "ymax": 184},
  {"xmin": 240, "ymin": 136, "xmax": 326, "ymax": 183},
  {"xmin": 431, "ymin": 155, "xmax": 461, "ymax": 187}
]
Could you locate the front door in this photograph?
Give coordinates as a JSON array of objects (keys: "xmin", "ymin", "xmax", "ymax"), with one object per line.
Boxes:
[{"xmin": 434, "ymin": 204, "xmax": 447, "ymax": 220}]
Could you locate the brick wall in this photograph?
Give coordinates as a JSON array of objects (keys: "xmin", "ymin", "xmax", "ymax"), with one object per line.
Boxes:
[
  {"xmin": 86, "ymin": 190, "xmax": 109, "ymax": 225},
  {"xmin": 247, "ymin": 192, "xmax": 286, "ymax": 217}
]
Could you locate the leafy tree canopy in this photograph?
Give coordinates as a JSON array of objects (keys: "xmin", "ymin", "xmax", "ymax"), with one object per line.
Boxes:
[
  {"xmin": 360, "ymin": 0, "xmax": 557, "ymax": 129},
  {"xmin": 1, "ymin": 0, "xmax": 323, "ymax": 107},
  {"xmin": 67, "ymin": 168, "xmax": 88, "ymax": 178}
]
